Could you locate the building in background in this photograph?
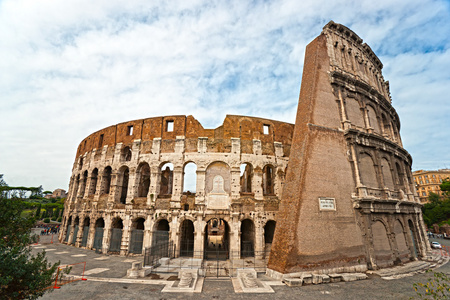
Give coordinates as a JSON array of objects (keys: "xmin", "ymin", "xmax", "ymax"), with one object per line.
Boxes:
[
  {"xmin": 413, "ymin": 169, "xmax": 450, "ymax": 203},
  {"xmin": 45, "ymin": 188, "xmax": 68, "ymax": 199}
]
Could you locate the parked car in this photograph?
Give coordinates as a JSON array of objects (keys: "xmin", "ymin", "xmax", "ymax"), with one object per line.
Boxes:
[{"xmin": 431, "ymin": 241, "xmax": 442, "ymax": 249}]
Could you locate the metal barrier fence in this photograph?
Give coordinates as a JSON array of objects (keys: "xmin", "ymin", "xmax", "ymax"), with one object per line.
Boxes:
[
  {"xmin": 109, "ymin": 228, "xmax": 122, "ymax": 252},
  {"xmin": 129, "ymin": 229, "xmax": 144, "ymax": 254},
  {"xmin": 143, "ymin": 241, "xmax": 176, "ymax": 267}
]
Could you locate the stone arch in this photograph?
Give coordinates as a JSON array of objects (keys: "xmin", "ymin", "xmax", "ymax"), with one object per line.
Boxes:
[
  {"xmin": 183, "ymin": 162, "xmax": 197, "ymax": 194},
  {"xmin": 152, "ymin": 219, "xmax": 170, "ymax": 247},
  {"xmin": 109, "ymin": 217, "xmax": 123, "ymax": 253},
  {"xmin": 381, "ymin": 157, "xmax": 395, "ymax": 190},
  {"xmin": 129, "ymin": 217, "xmax": 145, "ymax": 254},
  {"xmin": 264, "ymin": 220, "xmax": 276, "ymax": 255},
  {"xmin": 159, "ymin": 162, "xmax": 174, "ymax": 196},
  {"xmin": 345, "ymin": 97, "xmax": 365, "ymax": 128},
  {"xmin": 366, "ymin": 105, "xmax": 380, "ymax": 133},
  {"xmin": 393, "ymin": 219, "xmax": 410, "ymax": 262},
  {"xmin": 205, "ymin": 161, "xmax": 231, "ymax": 194},
  {"xmin": 359, "ymin": 152, "xmax": 379, "ymax": 188},
  {"xmin": 73, "ymin": 174, "xmax": 80, "ymax": 200},
  {"xmin": 89, "ymin": 168, "xmax": 98, "ymax": 196},
  {"xmin": 81, "ymin": 217, "xmax": 90, "ymax": 247},
  {"xmin": 179, "ymin": 219, "xmax": 195, "ymax": 257},
  {"xmin": 204, "ymin": 218, "xmax": 229, "ymax": 259},
  {"xmin": 136, "ymin": 162, "xmax": 150, "ymax": 198},
  {"xmin": 93, "ymin": 217, "xmax": 104, "ymax": 252},
  {"xmin": 381, "ymin": 113, "xmax": 392, "ymax": 139},
  {"xmin": 101, "ymin": 166, "xmax": 112, "ymax": 195},
  {"xmin": 372, "ymin": 220, "xmax": 393, "ymax": 268},
  {"xmin": 121, "ymin": 146, "xmax": 132, "ymax": 162},
  {"xmin": 80, "ymin": 170, "xmax": 88, "ymax": 197},
  {"xmin": 118, "ymin": 166, "xmax": 129, "ymax": 204},
  {"xmin": 262, "ymin": 164, "xmax": 275, "ymax": 195},
  {"xmin": 241, "ymin": 219, "xmax": 255, "ymax": 257},
  {"xmin": 240, "ymin": 162, "xmax": 253, "ymax": 193}
]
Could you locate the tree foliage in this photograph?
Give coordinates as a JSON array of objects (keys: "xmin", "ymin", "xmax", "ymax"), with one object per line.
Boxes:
[
  {"xmin": 0, "ymin": 195, "xmax": 59, "ymax": 299},
  {"xmin": 422, "ymin": 180, "xmax": 450, "ymax": 228}
]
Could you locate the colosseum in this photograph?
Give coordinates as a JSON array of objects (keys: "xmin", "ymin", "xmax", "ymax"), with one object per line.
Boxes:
[
  {"xmin": 61, "ymin": 114, "xmax": 293, "ymax": 260},
  {"xmin": 61, "ymin": 21, "xmax": 430, "ymax": 276}
]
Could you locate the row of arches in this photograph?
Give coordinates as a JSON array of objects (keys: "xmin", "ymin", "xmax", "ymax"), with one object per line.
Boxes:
[
  {"xmin": 70, "ymin": 160, "xmax": 279, "ymax": 204},
  {"xmin": 63, "ymin": 215, "xmax": 276, "ymax": 258},
  {"xmin": 358, "ymin": 149, "xmax": 413, "ymax": 198},
  {"xmin": 370, "ymin": 218, "xmax": 420, "ymax": 268},
  {"xmin": 342, "ymin": 93, "xmax": 400, "ymax": 144}
]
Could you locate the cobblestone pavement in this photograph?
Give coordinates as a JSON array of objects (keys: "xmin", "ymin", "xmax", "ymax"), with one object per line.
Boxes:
[{"xmin": 32, "ymin": 232, "xmax": 450, "ymax": 300}]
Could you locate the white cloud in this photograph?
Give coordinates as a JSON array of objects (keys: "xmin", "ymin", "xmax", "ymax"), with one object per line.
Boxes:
[{"xmin": 0, "ymin": 0, "xmax": 449, "ymax": 190}]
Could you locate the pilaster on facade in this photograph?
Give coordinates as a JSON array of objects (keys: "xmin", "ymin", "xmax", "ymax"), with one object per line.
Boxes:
[{"xmin": 252, "ymin": 139, "xmax": 262, "ymax": 156}]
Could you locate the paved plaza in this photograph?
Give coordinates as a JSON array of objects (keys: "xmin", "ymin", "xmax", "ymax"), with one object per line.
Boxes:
[{"xmin": 32, "ymin": 232, "xmax": 450, "ymax": 299}]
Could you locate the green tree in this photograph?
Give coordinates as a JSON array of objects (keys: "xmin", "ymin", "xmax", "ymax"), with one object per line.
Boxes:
[
  {"xmin": 0, "ymin": 196, "xmax": 59, "ymax": 299},
  {"xmin": 428, "ymin": 192, "xmax": 441, "ymax": 204},
  {"xmin": 441, "ymin": 178, "xmax": 450, "ymax": 197},
  {"xmin": 35, "ymin": 204, "xmax": 41, "ymax": 218}
]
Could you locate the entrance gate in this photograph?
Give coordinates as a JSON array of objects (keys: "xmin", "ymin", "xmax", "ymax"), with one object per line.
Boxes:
[
  {"xmin": 81, "ymin": 226, "xmax": 89, "ymax": 247},
  {"xmin": 129, "ymin": 229, "xmax": 144, "ymax": 254},
  {"xmin": 93, "ymin": 227, "xmax": 103, "ymax": 253},
  {"xmin": 109, "ymin": 228, "xmax": 122, "ymax": 252}
]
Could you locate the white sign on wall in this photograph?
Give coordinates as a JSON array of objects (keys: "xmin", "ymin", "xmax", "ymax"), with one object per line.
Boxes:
[{"xmin": 319, "ymin": 197, "xmax": 336, "ymax": 211}]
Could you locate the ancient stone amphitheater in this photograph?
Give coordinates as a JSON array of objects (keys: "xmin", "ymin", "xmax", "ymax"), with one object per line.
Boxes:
[
  {"xmin": 61, "ymin": 21, "xmax": 430, "ymax": 276},
  {"xmin": 61, "ymin": 114, "xmax": 293, "ymax": 259}
]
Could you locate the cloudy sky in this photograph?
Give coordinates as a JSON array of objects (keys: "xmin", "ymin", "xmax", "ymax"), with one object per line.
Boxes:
[{"xmin": 1, "ymin": 0, "xmax": 449, "ymax": 192}]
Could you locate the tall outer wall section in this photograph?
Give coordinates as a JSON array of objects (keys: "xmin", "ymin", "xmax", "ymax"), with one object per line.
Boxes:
[{"xmin": 267, "ymin": 21, "xmax": 430, "ymax": 277}]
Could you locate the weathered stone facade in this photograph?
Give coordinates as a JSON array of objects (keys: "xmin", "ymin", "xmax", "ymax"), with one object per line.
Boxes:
[
  {"xmin": 61, "ymin": 21, "xmax": 430, "ymax": 276},
  {"xmin": 267, "ymin": 21, "xmax": 430, "ymax": 277},
  {"xmin": 60, "ymin": 115, "xmax": 293, "ymax": 258}
]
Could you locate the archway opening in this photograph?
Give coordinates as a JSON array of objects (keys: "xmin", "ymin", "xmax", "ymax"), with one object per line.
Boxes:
[
  {"xmin": 180, "ymin": 219, "xmax": 194, "ymax": 257},
  {"xmin": 137, "ymin": 163, "xmax": 150, "ymax": 197},
  {"xmin": 101, "ymin": 167, "xmax": 112, "ymax": 195},
  {"xmin": 160, "ymin": 163, "xmax": 173, "ymax": 196},
  {"xmin": 241, "ymin": 219, "xmax": 255, "ymax": 257},
  {"xmin": 152, "ymin": 219, "xmax": 170, "ymax": 247},
  {"xmin": 129, "ymin": 218, "xmax": 145, "ymax": 254},
  {"xmin": 109, "ymin": 218, "xmax": 123, "ymax": 253},
  {"xmin": 264, "ymin": 220, "xmax": 276, "ymax": 255},
  {"xmin": 81, "ymin": 217, "xmax": 90, "ymax": 247},
  {"xmin": 204, "ymin": 218, "xmax": 229, "ymax": 260},
  {"xmin": 119, "ymin": 167, "xmax": 129, "ymax": 204},
  {"xmin": 93, "ymin": 218, "xmax": 104, "ymax": 253},
  {"xmin": 240, "ymin": 163, "xmax": 253, "ymax": 194},
  {"xmin": 262, "ymin": 165, "xmax": 275, "ymax": 195},
  {"xmin": 89, "ymin": 169, "xmax": 98, "ymax": 196}
]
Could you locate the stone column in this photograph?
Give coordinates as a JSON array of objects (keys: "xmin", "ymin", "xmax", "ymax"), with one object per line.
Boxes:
[
  {"xmin": 102, "ymin": 214, "xmax": 112, "ymax": 254},
  {"xmin": 171, "ymin": 166, "xmax": 183, "ymax": 209},
  {"xmin": 254, "ymin": 218, "xmax": 264, "ymax": 259},
  {"xmin": 120, "ymin": 214, "xmax": 132, "ymax": 255},
  {"xmin": 126, "ymin": 169, "xmax": 137, "ymax": 205},
  {"xmin": 195, "ymin": 168, "xmax": 206, "ymax": 205},
  {"xmin": 194, "ymin": 216, "xmax": 205, "ymax": 259},
  {"xmin": 149, "ymin": 166, "xmax": 160, "ymax": 205},
  {"xmin": 87, "ymin": 221, "xmax": 96, "ymax": 249},
  {"xmin": 253, "ymin": 168, "xmax": 263, "ymax": 201}
]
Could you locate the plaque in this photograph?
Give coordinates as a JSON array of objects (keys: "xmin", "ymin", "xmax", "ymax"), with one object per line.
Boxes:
[{"xmin": 319, "ymin": 197, "xmax": 336, "ymax": 211}]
